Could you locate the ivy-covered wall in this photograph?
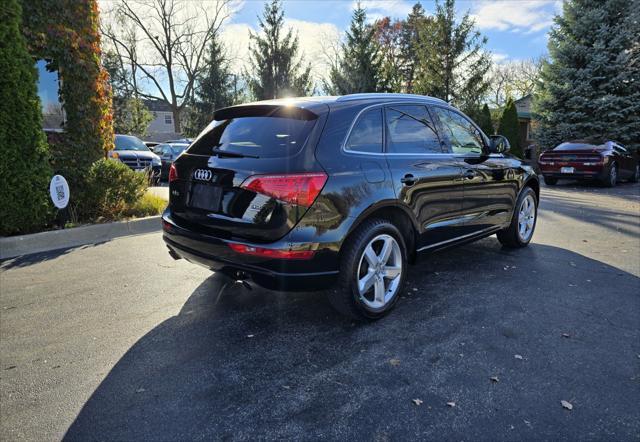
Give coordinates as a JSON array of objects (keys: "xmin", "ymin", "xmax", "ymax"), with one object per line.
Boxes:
[{"xmin": 21, "ymin": 0, "xmax": 114, "ymax": 194}]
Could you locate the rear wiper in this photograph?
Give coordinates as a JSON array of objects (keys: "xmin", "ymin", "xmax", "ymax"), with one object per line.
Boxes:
[{"xmin": 211, "ymin": 147, "xmax": 259, "ymax": 159}]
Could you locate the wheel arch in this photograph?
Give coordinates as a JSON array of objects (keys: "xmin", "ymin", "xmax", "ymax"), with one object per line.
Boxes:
[{"xmin": 344, "ymin": 201, "xmax": 419, "ymax": 263}]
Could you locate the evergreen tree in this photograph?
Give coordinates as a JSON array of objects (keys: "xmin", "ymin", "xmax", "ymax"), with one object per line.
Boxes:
[
  {"xmin": 478, "ymin": 103, "xmax": 493, "ymax": 135},
  {"xmin": 186, "ymin": 35, "xmax": 239, "ymax": 135},
  {"xmin": 534, "ymin": 0, "xmax": 640, "ymax": 151},
  {"xmin": 326, "ymin": 3, "xmax": 384, "ymax": 94},
  {"xmin": 247, "ymin": 0, "xmax": 312, "ymax": 100},
  {"xmin": 0, "ymin": 0, "xmax": 52, "ymax": 234},
  {"xmin": 400, "ymin": 3, "xmax": 431, "ymax": 93},
  {"xmin": 413, "ymin": 0, "xmax": 491, "ymax": 110},
  {"xmin": 498, "ymin": 98, "xmax": 521, "ymax": 157}
]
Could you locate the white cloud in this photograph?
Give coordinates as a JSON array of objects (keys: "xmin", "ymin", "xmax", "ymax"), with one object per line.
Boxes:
[
  {"xmin": 491, "ymin": 52, "xmax": 510, "ymax": 64},
  {"xmin": 471, "ymin": 1, "xmax": 556, "ymax": 33},
  {"xmin": 350, "ymin": 0, "xmax": 414, "ymax": 21},
  {"xmin": 221, "ymin": 19, "xmax": 341, "ymax": 83}
]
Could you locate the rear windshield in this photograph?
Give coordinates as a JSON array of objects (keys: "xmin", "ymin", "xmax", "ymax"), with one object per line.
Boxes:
[
  {"xmin": 554, "ymin": 142, "xmax": 600, "ymax": 151},
  {"xmin": 187, "ymin": 115, "xmax": 317, "ymax": 158}
]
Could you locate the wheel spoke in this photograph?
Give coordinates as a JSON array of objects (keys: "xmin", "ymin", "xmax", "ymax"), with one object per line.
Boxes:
[
  {"xmin": 358, "ymin": 270, "xmax": 375, "ymax": 294},
  {"xmin": 374, "ymin": 278, "xmax": 386, "ymax": 305},
  {"xmin": 383, "ymin": 265, "xmax": 401, "ymax": 279},
  {"xmin": 364, "ymin": 245, "xmax": 377, "ymax": 267},
  {"xmin": 379, "ymin": 237, "xmax": 393, "ymax": 264}
]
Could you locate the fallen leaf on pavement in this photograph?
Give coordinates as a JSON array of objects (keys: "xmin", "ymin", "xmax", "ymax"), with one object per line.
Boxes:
[
  {"xmin": 446, "ymin": 401, "xmax": 456, "ymax": 407},
  {"xmin": 490, "ymin": 376, "xmax": 499, "ymax": 383},
  {"xmin": 561, "ymin": 400, "xmax": 573, "ymax": 410},
  {"xmin": 514, "ymin": 354, "xmax": 523, "ymax": 360},
  {"xmin": 389, "ymin": 358, "xmax": 401, "ymax": 366},
  {"xmin": 412, "ymin": 398, "xmax": 423, "ymax": 406}
]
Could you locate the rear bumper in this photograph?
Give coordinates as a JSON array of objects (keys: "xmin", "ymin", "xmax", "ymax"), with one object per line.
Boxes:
[
  {"xmin": 540, "ymin": 166, "xmax": 607, "ymax": 180},
  {"xmin": 161, "ymin": 212, "xmax": 339, "ymax": 291}
]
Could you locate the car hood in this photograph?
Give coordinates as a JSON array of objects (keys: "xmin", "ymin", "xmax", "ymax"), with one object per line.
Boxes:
[{"xmin": 116, "ymin": 150, "xmax": 160, "ymax": 161}]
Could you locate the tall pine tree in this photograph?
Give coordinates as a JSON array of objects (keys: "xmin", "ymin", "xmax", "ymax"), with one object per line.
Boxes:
[
  {"xmin": 413, "ymin": 0, "xmax": 491, "ymax": 111},
  {"xmin": 400, "ymin": 3, "xmax": 431, "ymax": 93},
  {"xmin": 534, "ymin": 0, "xmax": 640, "ymax": 151},
  {"xmin": 186, "ymin": 35, "xmax": 238, "ymax": 135},
  {"xmin": 326, "ymin": 3, "xmax": 385, "ymax": 94},
  {"xmin": 247, "ymin": 0, "xmax": 312, "ymax": 100}
]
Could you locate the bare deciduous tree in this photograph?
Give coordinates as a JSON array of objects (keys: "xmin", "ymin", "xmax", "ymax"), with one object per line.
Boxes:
[
  {"xmin": 489, "ymin": 57, "xmax": 543, "ymax": 107},
  {"xmin": 101, "ymin": 0, "xmax": 234, "ymax": 132}
]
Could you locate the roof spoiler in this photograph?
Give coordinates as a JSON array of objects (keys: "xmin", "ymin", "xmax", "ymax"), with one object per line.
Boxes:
[{"xmin": 214, "ymin": 104, "xmax": 318, "ymax": 121}]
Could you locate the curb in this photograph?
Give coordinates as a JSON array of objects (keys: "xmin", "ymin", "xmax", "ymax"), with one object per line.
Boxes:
[{"xmin": 0, "ymin": 216, "xmax": 162, "ymax": 260}]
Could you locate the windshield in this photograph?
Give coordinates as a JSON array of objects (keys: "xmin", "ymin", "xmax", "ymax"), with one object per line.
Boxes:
[
  {"xmin": 115, "ymin": 135, "xmax": 150, "ymax": 151},
  {"xmin": 187, "ymin": 116, "xmax": 317, "ymax": 158},
  {"xmin": 169, "ymin": 144, "xmax": 188, "ymax": 155},
  {"xmin": 554, "ymin": 140, "xmax": 604, "ymax": 150}
]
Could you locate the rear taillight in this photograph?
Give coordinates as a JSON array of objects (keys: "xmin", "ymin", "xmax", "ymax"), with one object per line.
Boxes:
[
  {"xmin": 241, "ymin": 172, "xmax": 327, "ymax": 207},
  {"xmin": 228, "ymin": 243, "xmax": 315, "ymax": 260},
  {"xmin": 169, "ymin": 163, "xmax": 178, "ymax": 182}
]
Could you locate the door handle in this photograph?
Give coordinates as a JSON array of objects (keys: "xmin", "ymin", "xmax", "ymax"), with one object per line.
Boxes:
[
  {"xmin": 401, "ymin": 174, "xmax": 416, "ymax": 186},
  {"xmin": 463, "ymin": 169, "xmax": 476, "ymax": 180}
]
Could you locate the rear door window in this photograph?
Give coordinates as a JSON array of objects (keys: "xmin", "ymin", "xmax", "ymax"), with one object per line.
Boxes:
[
  {"xmin": 385, "ymin": 105, "xmax": 442, "ymax": 154},
  {"xmin": 188, "ymin": 111, "xmax": 317, "ymax": 158},
  {"xmin": 345, "ymin": 109, "xmax": 384, "ymax": 153}
]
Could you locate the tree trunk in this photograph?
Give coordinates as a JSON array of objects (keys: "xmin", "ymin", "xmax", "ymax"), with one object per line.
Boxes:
[{"xmin": 172, "ymin": 107, "xmax": 181, "ymax": 133}]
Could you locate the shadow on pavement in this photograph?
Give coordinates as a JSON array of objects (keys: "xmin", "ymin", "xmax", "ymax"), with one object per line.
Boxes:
[
  {"xmin": 64, "ymin": 241, "xmax": 640, "ymax": 441},
  {"xmin": 0, "ymin": 242, "xmax": 107, "ymax": 271}
]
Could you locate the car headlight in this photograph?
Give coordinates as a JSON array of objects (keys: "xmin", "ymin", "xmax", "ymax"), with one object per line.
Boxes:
[{"xmin": 152, "ymin": 157, "xmax": 161, "ymax": 166}]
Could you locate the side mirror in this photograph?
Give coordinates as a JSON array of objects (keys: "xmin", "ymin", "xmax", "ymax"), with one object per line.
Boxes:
[{"xmin": 489, "ymin": 135, "xmax": 511, "ymax": 154}]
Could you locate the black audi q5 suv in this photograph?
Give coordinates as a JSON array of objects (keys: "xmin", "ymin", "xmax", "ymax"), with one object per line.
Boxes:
[{"xmin": 162, "ymin": 93, "xmax": 539, "ymax": 319}]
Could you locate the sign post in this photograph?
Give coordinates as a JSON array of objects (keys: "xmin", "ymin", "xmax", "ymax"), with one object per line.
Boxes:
[{"xmin": 49, "ymin": 175, "xmax": 70, "ymax": 227}]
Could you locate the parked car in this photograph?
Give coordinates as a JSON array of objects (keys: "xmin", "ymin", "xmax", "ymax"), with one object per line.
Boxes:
[
  {"xmin": 161, "ymin": 93, "xmax": 539, "ymax": 319},
  {"xmin": 165, "ymin": 138, "xmax": 193, "ymax": 145},
  {"xmin": 538, "ymin": 140, "xmax": 639, "ymax": 187},
  {"xmin": 144, "ymin": 141, "xmax": 160, "ymax": 149},
  {"xmin": 152, "ymin": 143, "xmax": 189, "ymax": 180},
  {"xmin": 110, "ymin": 134, "xmax": 162, "ymax": 184}
]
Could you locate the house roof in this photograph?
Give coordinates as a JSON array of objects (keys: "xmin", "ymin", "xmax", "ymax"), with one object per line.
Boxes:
[{"xmin": 142, "ymin": 99, "xmax": 172, "ymax": 112}]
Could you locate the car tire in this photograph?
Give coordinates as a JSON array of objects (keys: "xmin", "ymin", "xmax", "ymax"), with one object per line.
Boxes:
[
  {"xmin": 497, "ymin": 187, "xmax": 538, "ymax": 248},
  {"xmin": 543, "ymin": 176, "xmax": 558, "ymax": 186},
  {"xmin": 327, "ymin": 218, "xmax": 407, "ymax": 320},
  {"xmin": 603, "ymin": 163, "xmax": 618, "ymax": 187},
  {"xmin": 629, "ymin": 164, "xmax": 639, "ymax": 183}
]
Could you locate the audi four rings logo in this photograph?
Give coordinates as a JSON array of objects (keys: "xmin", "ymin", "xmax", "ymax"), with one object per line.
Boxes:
[{"xmin": 193, "ymin": 169, "xmax": 212, "ymax": 181}]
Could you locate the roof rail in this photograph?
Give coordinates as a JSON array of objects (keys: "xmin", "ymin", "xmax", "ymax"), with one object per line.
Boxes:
[{"xmin": 336, "ymin": 93, "xmax": 448, "ymax": 104}]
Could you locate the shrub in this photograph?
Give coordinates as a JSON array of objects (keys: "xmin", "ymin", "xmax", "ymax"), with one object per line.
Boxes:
[
  {"xmin": 125, "ymin": 193, "xmax": 167, "ymax": 218},
  {"xmin": 81, "ymin": 159, "xmax": 148, "ymax": 220},
  {"xmin": 0, "ymin": 0, "xmax": 53, "ymax": 236},
  {"xmin": 498, "ymin": 97, "xmax": 522, "ymax": 158}
]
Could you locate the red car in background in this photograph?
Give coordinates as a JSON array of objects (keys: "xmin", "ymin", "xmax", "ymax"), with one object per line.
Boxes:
[{"xmin": 538, "ymin": 140, "xmax": 639, "ymax": 187}]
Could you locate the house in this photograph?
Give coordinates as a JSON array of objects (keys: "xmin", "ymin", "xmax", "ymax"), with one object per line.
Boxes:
[
  {"xmin": 515, "ymin": 94, "xmax": 534, "ymax": 149},
  {"xmin": 142, "ymin": 100, "xmax": 183, "ymax": 142}
]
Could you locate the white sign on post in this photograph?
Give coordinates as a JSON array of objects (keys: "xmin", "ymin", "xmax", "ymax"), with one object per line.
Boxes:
[{"xmin": 49, "ymin": 175, "xmax": 70, "ymax": 209}]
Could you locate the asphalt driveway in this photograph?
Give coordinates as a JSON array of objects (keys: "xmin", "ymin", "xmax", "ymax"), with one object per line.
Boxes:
[{"xmin": 1, "ymin": 181, "xmax": 639, "ymax": 441}]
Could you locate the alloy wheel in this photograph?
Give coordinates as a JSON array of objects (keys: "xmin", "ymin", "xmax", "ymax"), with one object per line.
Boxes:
[
  {"xmin": 356, "ymin": 234, "xmax": 403, "ymax": 310},
  {"xmin": 517, "ymin": 194, "xmax": 536, "ymax": 242},
  {"xmin": 610, "ymin": 165, "xmax": 617, "ymax": 186}
]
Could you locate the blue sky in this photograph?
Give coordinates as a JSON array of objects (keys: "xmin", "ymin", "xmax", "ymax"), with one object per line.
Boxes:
[{"xmin": 225, "ymin": 0, "xmax": 559, "ymax": 66}]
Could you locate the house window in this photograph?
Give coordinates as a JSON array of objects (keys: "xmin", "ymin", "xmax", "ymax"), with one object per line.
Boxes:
[{"xmin": 164, "ymin": 114, "xmax": 173, "ymax": 125}]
